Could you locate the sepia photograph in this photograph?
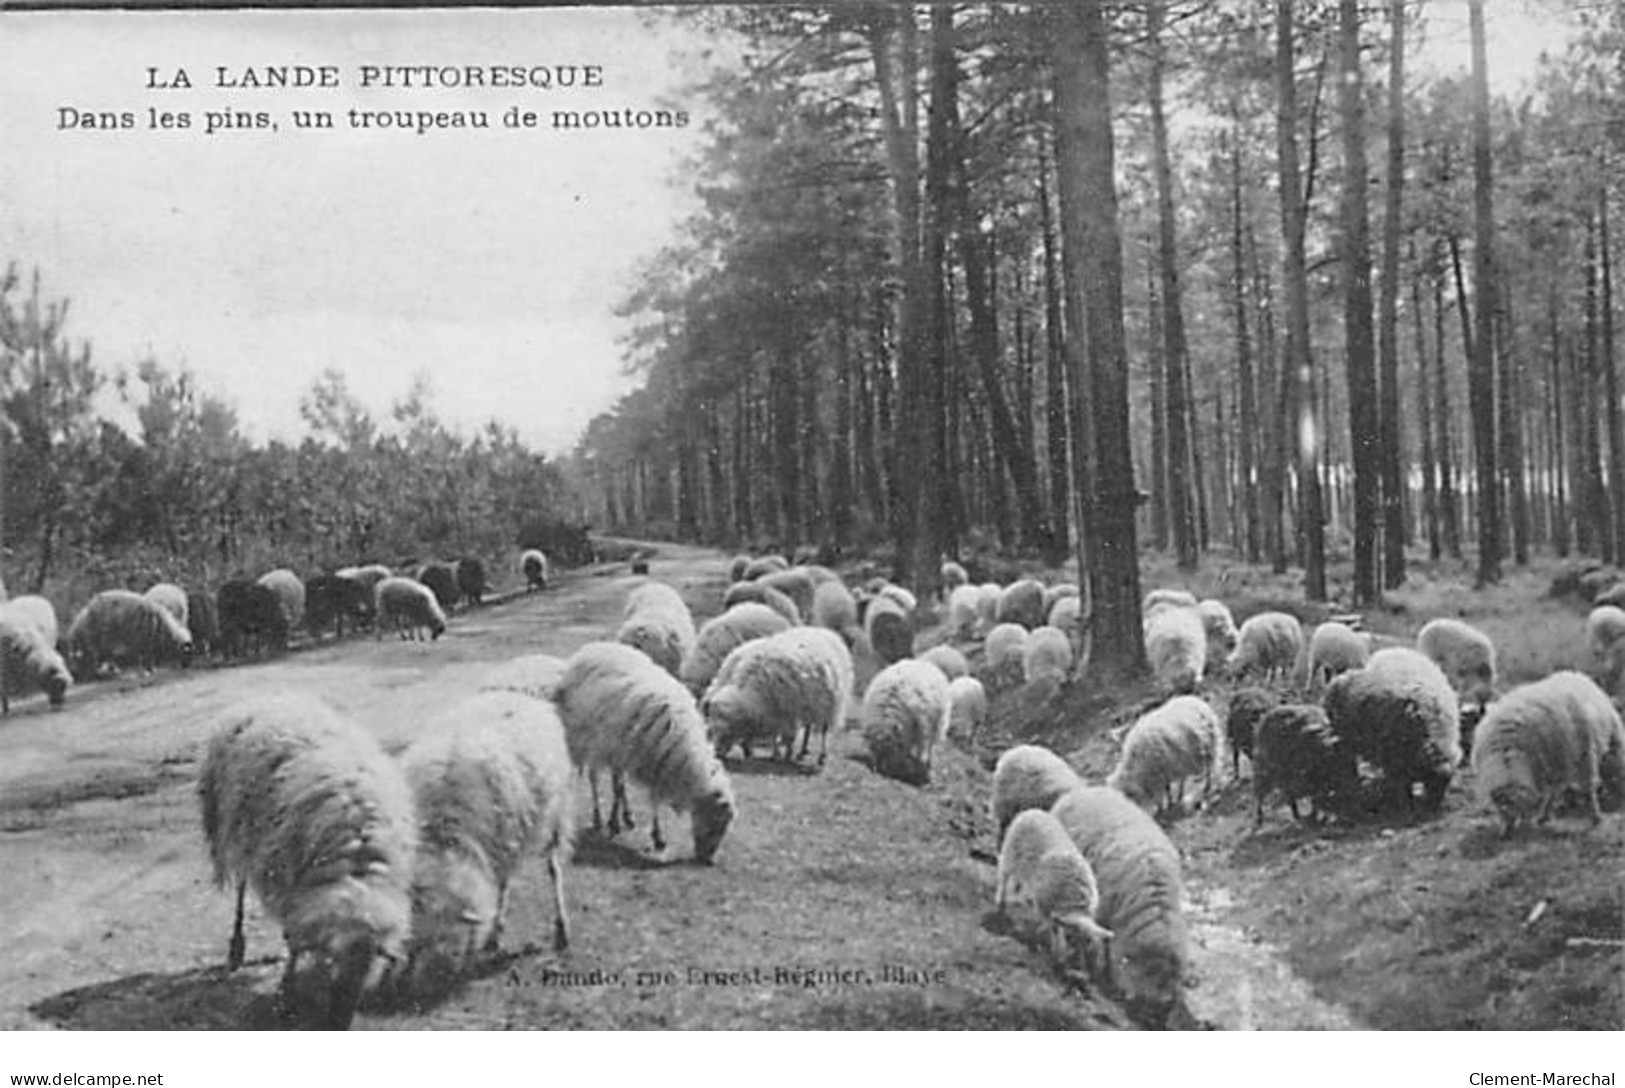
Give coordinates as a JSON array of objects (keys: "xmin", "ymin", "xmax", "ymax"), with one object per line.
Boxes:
[{"xmin": 1, "ymin": 0, "xmax": 1622, "ymax": 1054}]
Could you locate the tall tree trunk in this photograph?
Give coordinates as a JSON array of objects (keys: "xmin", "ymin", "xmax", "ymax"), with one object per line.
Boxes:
[
  {"xmin": 1147, "ymin": 252, "xmax": 1170, "ymax": 550},
  {"xmin": 1584, "ymin": 211, "xmax": 1613, "ymax": 561},
  {"xmin": 1038, "ymin": 149, "xmax": 1072, "ymax": 555},
  {"xmin": 1230, "ymin": 123, "xmax": 1261, "ymax": 564},
  {"xmin": 1050, "ymin": 0, "xmax": 1143, "ymax": 672},
  {"xmin": 1413, "ymin": 259, "xmax": 1439, "ymax": 560},
  {"xmin": 1602, "ymin": 182, "xmax": 1623, "ymax": 564},
  {"xmin": 1548, "ymin": 291, "xmax": 1570, "ymax": 556},
  {"xmin": 1148, "ymin": 0, "xmax": 1196, "ymax": 570},
  {"xmin": 1496, "ymin": 262, "xmax": 1529, "ymax": 564},
  {"xmin": 1432, "ymin": 264, "xmax": 1462, "ymax": 558},
  {"xmin": 1377, "ymin": 0, "xmax": 1407, "ymax": 587},
  {"xmin": 1277, "ymin": 0, "xmax": 1327, "ymax": 599},
  {"xmin": 1467, "ymin": 0, "xmax": 1502, "ymax": 584}
]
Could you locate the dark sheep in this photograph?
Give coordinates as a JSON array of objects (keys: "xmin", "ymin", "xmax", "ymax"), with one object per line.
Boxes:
[
  {"xmin": 1251, "ymin": 704, "xmax": 1359, "ymax": 829},
  {"xmin": 1224, "ymin": 688, "xmax": 1280, "ymax": 778},
  {"xmin": 455, "ymin": 557, "xmax": 489, "ymax": 607},
  {"xmin": 417, "ymin": 562, "xmax": 461, "ymax": 611},
  {"xmin": 305, "ymin": 574, "xmax": 373, "ymax": 639},
  {"xmin": 217, "ymin": 580, "xmax": 290, "ymax": 659}
]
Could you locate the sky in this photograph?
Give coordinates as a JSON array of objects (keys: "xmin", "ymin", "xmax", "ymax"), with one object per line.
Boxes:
[
  {"xmin": 1, "ymin": 7, "xmax": 717, "ymax": 456},
  {"xmin": 0, "ymin": 4, "xmax": 1586, "ymax": 460}
]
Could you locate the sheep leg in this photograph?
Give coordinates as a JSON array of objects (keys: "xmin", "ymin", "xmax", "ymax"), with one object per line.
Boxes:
[
  {"xmin": 227, "ymin": 879, "xmax": 248, "ymax": 969},
  {"xmin": 487, "ymin": 881, "xmax": 510, "ymax": 952},
  {"xmin": 650, "ymin": 807, "xmax": 666, "ymax": 854},
  {"xmin": 588, "ymin": 770, "xmax": 605, "ymax": 834},
  {"xmin": 548, "ymin": 852, "xmax": 569, "ymax": 952},
  {"xmin": 819, "ymin": 722, "xmax": 829, "ymax": 767}
]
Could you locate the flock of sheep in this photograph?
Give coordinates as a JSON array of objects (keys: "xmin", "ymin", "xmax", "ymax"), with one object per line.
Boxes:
[{"xmin": 0, "ymin": 548, "xmax": 557, "ymax": 715}]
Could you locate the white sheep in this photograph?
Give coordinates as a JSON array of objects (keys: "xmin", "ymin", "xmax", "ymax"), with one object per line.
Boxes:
[
  {"xmin": 758, "ymin": 568, "xmax": 817, "ymax": 621},
  {"xmin": 256, "ymin": 568, "xmax": 306, "ymax": 630},
  {"xmin": 1142, "ymin": 588, "xmax": 1198, "ymax": 613},
  {"xmin": 1195, "ymin": 599, "xmax": 1238, "ymax": 673},
  {"xmin": 917, "ymin": 643, "xmax": 969, "ymax": 681},
  {"xmin": 680, "ymin": 602, "xmax": 793, "ymax": 698},
  {"xmin": 521, "ymin": 548, "xmax": 551, "ymax": 591},
  {"xmin": 996, "ymin": 578, "xmax": 1046, "ymax": 630},
  {"xmin": 1323, "ymin": 647, "xmax": 1461, "ymax": 812},
  {"xmin": 797, "ymin": 563, "xmax": 842, "ymax": 588},
  {"xmin": 946, "ymin": 675, "xmax": 987, "ymax": 741},
  {"xmin": 742, "ymin": 555, "xmax": 789, "ymax": 580},
  {"xmin": 66, "ymin": 589, "xmax": 193, "ymax": 676},
  {"xmin": 702, "ymin": 626, "xmax": 854, "ymax": 765},
  {"xmin": 996, "ymin": 808, "xmax": 1114, "ymax": 975},
  {"xmin": 1587, "ymin": 605, "xmax": 1625, "ymax": 697},
  {"xmin": 480, "ymin": 652, "xmax": 568, "ymax": 701},
  {"xmin": 1050, "ymin": 786, "xmax": 1190, "ymax": 1028},
  {"xmin": 940, "ymin": 560, "xmax": 969, "ymax": 593},
  {"xmin": 1047, "ymin": 595, "xmax": 1084, "ymax": 648},
  {"xmin": 1042, "ymin": 582, "xmax": 1080, "ymax": 618},
  {"xmin": 981, "ymin": 622, "xmax": 1029, "ymax": 690},
  {"xmin": 198, "ymin": 693, "xmax": 415, "ymax": 1029},
  {"xmin": 861, "ymin": 657, "xmax": 952, "ymax": 784},
  {"xmin": 374, "ymin": 576, "xmax": 447, "ymax": 641},
  {"xmin": 143, "ymin": 582, "xmax": 189, "ymax": 630},
  {"xmin": 810, "ymin": 580, "xmax": 860, "ymax": 645},
  {"xmin": 990, "ymin": 744, "xmax": 1083, "ymax": 842},
  {"xmin": 864, "ymin": 593, "xmax": 914, "ymax": 665},
  {"xmin": 1023, "ymin": 625, "xmax": 1074, "ymax": 685},
  {"xmin": 722, "ymin": 580, "xmax": 802, "ymax": 625},
  {"xmin": 399, "ymin": 691, "xmax": 574, "ymax": 986},
  {"xmin": 0, "ymin": 615, "xmax": 72, "ymax": 714},
  {"xmin": 1416, "ymin": 617, "xmax": 1498, "ymax": 709},
  {"xmin": 1228, "ymin": 611, "xmax": 1304, "ymax": 683},
  {"xmin": 974, "ymin": 582, "xmax": 1002, "ymax": 635},
  {"xmin": 1143, "ymin": 603, "xmax": 1206, "ymax": 694},
  {"xmin": 336, "ymin": 563, "xmax": 393, "ymax": 594},
  {"xmin": 1306, "ymin": 621, "xmax": 1371, "ymax": 691},
  {"xmin": 1, "ymin": 594, "xmax": 60, "ymax": 647},
  {"xmin": 875, "ymin": 582, "xmax": 919, "ymax": 618},
  {"xmin": 1470, "ymin": 670, "xmax": 1625, "ymax": 836},
  {"xmin": 617, "ymin": 581, "xmax": 698, "ymax": 679},
  {"xmin": 728, "ymin": 555, "xmax": 751, "ymax": 583},
  {"xmin": 1107, "ymin": 694, "xmax": 1221, "ymax": 815},
  {"xmin": 947, "ymin": 584, "xmax": 982, "ymax": 639},
  {"xmin": 553, "ymin": 641, "xmax": 736, "ymax": 861}
]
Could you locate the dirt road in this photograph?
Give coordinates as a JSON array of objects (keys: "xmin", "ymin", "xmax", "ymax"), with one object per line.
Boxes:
[{"xmin": 0, "ymin": 542, "xmax": 1367, "ymax": 1030}]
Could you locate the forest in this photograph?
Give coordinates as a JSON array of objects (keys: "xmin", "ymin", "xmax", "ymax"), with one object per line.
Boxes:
[{"xmin": 568, "ymin": 1, "xmax": 1625, "ymax": 668}]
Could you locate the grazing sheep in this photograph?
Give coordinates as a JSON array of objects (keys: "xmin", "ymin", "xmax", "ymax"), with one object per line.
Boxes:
[
  {"xmin": 940, "ymin": 560, "xmax": 969, "ymax": 591},
  {"xmin": 1323, "ymin": 647, "xmax": 1461, "ymax": 812},
  {"xmin": 304, "ymin": 574, "xmax": 372, "ymax": 640},
  {"xmin": 66, "ymin": 590, "xmax": 193, "ymax": 677},
  {"xmin": 553, "ymin": 642, "xmax": 736, "ymax": 861},
  {"xmin": 948, "ymin": 584, "xmax": 982, "ymax": 639},
  {"xmin": 186, "ymin": 590, "xmax": 219, "ymax": 658},
  {"xmin": 722, "ymin": 580, "xmax": 801, "ymax": 626},
  {"xmin": 1416, "ymin": 617, "xmax": 1498, "ymax": 710},
  {"xmin": 974, "ymin": 583, "xmax": 1002, "ymax": 635},
  {"xmin": 256, "ymin": 569, "xmax": 307, "ymax": 631},
  {"xmin": 1224, "ymin": 687, "xmax": 1280, "ymax": 778},
  {"xmin": 990, "ymin": 744, "xmax": 1083, "ymax": 843},
  {"xmin": 810, "ymin": 579, "xmax": 860, "ymax": 645},
  {"xmin": 1047, "ymin": 595, "xmax": 1084, "ymax": 646},
  {"xmin": 617, "ymin": 581, "xmax": 698, "ymax": 679},
  {"xmin": 1228, "ymin": 611, "xmax": 1304, "ymax": 684},
  {"xmin": 0, "ymin": 616, "xmax": 72, "ymax": 714},
  {"xmin": 1251, "ymin": 704, "xmax": 1358, "ymax": 828},
  {"xmin": 1023, "ymin": 626, "xmax": 1074, "ymax": 685},
  {"xmin": 1142, "ymin": 588, "xmax": 1198, "ymax": 613},
  {"xmin": 336, "ymin": 564, "xmax": 393, "ymax": 595},
  {"xmin": 1470, "ymin": 671, "xmax": 1625, "ymax": 836},
  {"xmin": 1050, "ymin": 786, "xmax": 1190, "ymax": 1029},
  {"xmin": 797, "ymin": 563, "xmax": 842, "ymax": 587},
  {"xmin": 997, "ymin": 579, "xmax": 1047, "ymax": 631},
  {"xmin": 521, "ymin": 549, "xmax": 551, "ymax": 591},
  {"xmin": 416, "ymin": 562, "xmax": 461, "ymax": 612},
  {"xmin": 742, "ymin": 555, "xmax": 789, "ymax": 581},
  {"xmin": 728, "ymin": 556, "xmax": 751, "ymax": 583},
  {"xmin": 1588, "ymin": 605, "xmax": 1625, "ymax": 697},
  {"xmin": 1143, "ymin": 603, "xmax": 1206, "ymax": 694},
  {"xmin": 1108, "ymin": 695, "xmax": 1222, "ymax": 816},
  {"xmin": 996, "ymin": 809, "xmax": 1113, "ymax": 975},
  {"xmin": 981, "ymin": 622, "xmax": 1030, "ymax": 690},
  {"xmin": 1042, "ymin": 583, "xmax": 1080, "ymax": 617},
  {"xmin": 703, "ymin": 626, "xmax": 854, "ymax": 765},
  {"xmin": 758, "ymin": 569, "xmax": 817, "ymax": 621},
  {"xmin": 1195, "ymin": 599, "xmax": 1238, "ymax": 673},
  {"xmin": 680, "ymin": 603, "xmax": 793, "ymax": 698},
  {"xmin": 918, "ymin": 643, "xmax": 969, "ymax": 681},
  {"xmin": 454, "ymin": 557, "xmax": 489, "ymax": 607},
  {"xmin": 217, "ymin": 579, "xmax": 289, "ymax": 658},
  {"xmin": 198, "ymin": 693, "xmax": 415, "ymax": 1029},
  {"xmin": 480, "ymin": 652, "xmax": 568, "ymax": 701},
  {"xmin": 1306, "ymin": 621, "xmax": 1371, "ymax": 691},
  {"xmin": 861, "ymin": 658, "xmax": 951, "ymax": 784},
  {"xmin": 875, "ymin": 582, "xmax": 919, "ymax": 618},
  {"xmin": 375, "ymin": 576, "xmax": 448, "ymax": 641},
  {"xmin": 946, "ymin": 675, "xmax": 987, "ymax": 741},
  {"xmin": 142, "ymin": 583, "xmax": 189, "ymax": 629},
  {"xmin": 399, "ymin": 691, "xmax": 574, "ymax": 985},
  {"xmin": 1, "ymin": 594, "xmax": 60, "ymax": 647},
  {"xmin": 864, "ymin": 594, "xmax": 914, "ymax": 665}
]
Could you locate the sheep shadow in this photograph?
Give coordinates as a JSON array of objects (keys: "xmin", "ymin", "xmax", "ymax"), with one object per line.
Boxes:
[
  {"xmin": 569, "ymin": 832, "xmax": 682, "ymax": 870},
  {"xmin": 366, "ymin": 943, "xmax": 542, "ymax": 1018},
  {"xmin": 719, "ymin": 754, "xmax": 823, "ymax": 778},
  {"xmin": 29, "ymin": 959, "xmax": 285, "ymax": 1030}
]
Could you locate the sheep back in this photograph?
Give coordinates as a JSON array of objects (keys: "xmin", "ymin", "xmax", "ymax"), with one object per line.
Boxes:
[
  {"xmin": 810, "ymin": 580, "xmax": 859, "ymax": 643},
  {"xmin": 997, "ymin": 809, "xmax": 1107, "ymax": 966},
  {"xmin": 617, "ymin": 582, "xmax": 698, "ymax": 678},
  {"xmin": 1323, "ymin": 647, "xmax": 1460, "ymax": 810},
  {"xmin": 1416, "ymin": 617, "xmax": 1497, "ymax": 708},
  {"xmin": 1107, "ymin": 695, "xmax": 1221, "ymax": 813},
  {"xmin": 376, "ymin": 576, "xmax": 448, "ymax": 640},
  {"xmin": 1587, "ymin": 605, "xmax": 1625, "ymax": 697},
  {"xmin": 216, "ymin": 579, "xmax": 289, "ymax": 658},
  {"xmin": 758, "ymin": 569, "xmax": 816, "ymax": 620},
  {"xmin": 681, "ymin": 602, "xmax": 792, "ymax": 697},
  {"xmin": 860, "ymin": 658, "xmax": 951, "ymax": 784},
  {"xmin": 1252, "ymin": 704, "xmax": 1358, "ymax": 827},
  {"xmin": 918, "ymin": 643, "xmax": 969, "ymax": 681},
  {"xmin": 982, "ymin": 622, "xmax": 1029, "ymax": 685},
  {"xmin": 416, "ymin": 562, "xmax": 461, "ymax": 611},
  {"xmin": 1196, "ymin": 599, "xmax": 1238, "ymax": 672},
  {"xmin": 1229, "ymin": 611, "xmax": 1304, "ymax": 682},
  {"xmin": 142, "ymin": 583, "xmax": 189, "ymax": 629},
  {"xmin": 454, "ymin": 557, "xmax": 488, "ymax": 607},
  {"xmin": 702, "ymin": 626, "xmax": 853, "ymax": 763},
  {"xmin": 1022, "ymin": 625, "xmax": 1073, "ymax": 684},
  {"xmin": 723, "ymin": 580, "xmax": 801, "ymax": 625},
  {"xmin": 864, "ymin": 594, "xmax": 914, "ymax": 665},
  {"xmin": 0, "ymin": 616, "xmax": 72, "ymax": 711},
  {"xmin": 304, "ymin": 574, "xmax": 373, "ymax": 639},
  {"xmin": 990, "ymin": 744, "xmax": 1082, "ymax": 841},
  {"xmin": 66, "ymin": 589, "xmax": 193, "ymax": 676},
  {"xmin": 996, "ymin": 579, "xmax": 1046, "ymax": 630},
  {"xmin": 1224, "ymin": 687, "xmax": 1280, "ymax": 776},
  {"xmin": 1307, "ymin": 621, "xmax": 1371, "ymax": 689},
  {"xmin": 521, "ymin": 549, "xmax": 551, "ymax": 590},
  {"xmin": 1143, "ymin": 605, "xmax": 1206, "ymax": 694},
  {"xmin": 946, "ymin": 675, "xmax": 987, "ymax": 741},
  {"xmin": 742, "ymin": 555, "xmax": 789, "ymax": 580},
  {"xmin": 1, "ymin": 595, "xmax": 59, "ymax": 647},
  {"xmin": 256, "ymin": 568, "xmax": 306, "ymax": 630}
]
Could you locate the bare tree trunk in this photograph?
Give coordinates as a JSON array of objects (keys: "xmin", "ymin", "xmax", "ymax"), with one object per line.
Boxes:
[
  {"xmin": 1602, "ymin": 181, "xmax": 1623, "ymax": 563},
  {"xmin": 1038, "ymin": 149, "xmax": 1072, "ymax": 556},
  {"xmin": 1467, "ymin": 0, "xmax": 1502, "ymax": 584},
  {"xmin": 1413, "ymin": 258, "xmax": 1439, "ymax": 560},
  {"xmin": 1230, "ymin": 123, "xmax": 1261, "ymax": 564},
  {"xmin": 1378, "ymin": 0, "xmax": 1407, "ymax": 586},
  {"xmin": 1147, "ymin": 251, "xmax": 1170, "ymax": 550}
]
